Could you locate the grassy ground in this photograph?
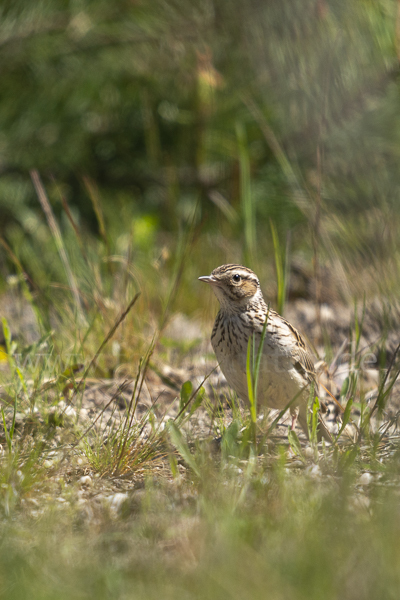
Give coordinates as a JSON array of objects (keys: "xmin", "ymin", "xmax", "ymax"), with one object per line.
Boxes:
[
  {"xmin": 2, "ymin": 457, "xmax": 400, "ymax": 600},
  {"xmin": 1, "ymin": 3, "xmax": 400, "ymax": 597},
  {"xmin": 1, "ymin": 194, "xmax": 400, "ymax": 599}
]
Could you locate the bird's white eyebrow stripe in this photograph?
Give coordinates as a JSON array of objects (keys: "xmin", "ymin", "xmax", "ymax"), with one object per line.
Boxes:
[{"xmin": 213, "ymin": 265, "xmax": 258, "ymax": 282}]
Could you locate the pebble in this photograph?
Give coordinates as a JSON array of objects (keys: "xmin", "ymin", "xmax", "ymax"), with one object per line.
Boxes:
[
  {"xmin": 359, "ymin": 472, "xmax": 373, "ymax": 486},
  {"xmin": 304, "ymin": 447, "xmax": 315, "ymax": 459},
  {"xmin": 286, "ymin": 460, "xmax": 304, "ymax": 469},
  {"xmin": 78, "ymin": 475, "xmax": 93, "ymax": 487},
  {"xmin": 104, "ymin": 493, "xmax": 129, "ymax": 517},
  {"xmin": 58, "ymin": 403, "xmax": 77, "ymax": 419}
]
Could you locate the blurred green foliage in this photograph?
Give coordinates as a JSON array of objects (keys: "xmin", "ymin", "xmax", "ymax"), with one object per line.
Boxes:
[{"xmin": 0, "ymin": 0, "xmax": 398, "ymax": 288}]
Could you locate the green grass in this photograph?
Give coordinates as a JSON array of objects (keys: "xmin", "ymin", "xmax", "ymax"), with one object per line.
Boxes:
[
  {"xmin": 1, "ymin": 438, "xmax": 400, "ymax": 599},
  {"xmin": 0, "ymin": 292, "xmax": 399, "ymax": 599},
  {"xmin": 3, "ymin": 277, "xmax": 398, "ymax": 600},
  {"xmin": 2, "ymin": 108, "xmax": 400, "ymax": 599}
]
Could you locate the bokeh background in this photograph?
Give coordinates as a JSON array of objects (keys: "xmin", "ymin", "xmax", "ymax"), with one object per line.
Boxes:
[
  {"xmin": 0, "ymin": 0, "xmax": 399, "ymax": 330},
  {"xmin": 2, "ymin": 6, "xmax": 400, "ymax": 599}
]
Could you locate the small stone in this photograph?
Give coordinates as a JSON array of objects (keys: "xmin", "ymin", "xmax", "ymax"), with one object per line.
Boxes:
[
  {"xmin": 104, "ymin": 493, "xmax": 129, "ymax": 517},
  {"xmin": 304, "ymin": 446, "xmax": 315, "ymax": 458},
  {"xmin": 78, "ymin": 475, "xmax": 93, "ymax": 487},
  {"xmin": 359, "ymin": 472, "xmax": 373, "ymax": 486},
  {"xmin": 64, "ymin": 406, "xmax": 76, "ymax": 418}
]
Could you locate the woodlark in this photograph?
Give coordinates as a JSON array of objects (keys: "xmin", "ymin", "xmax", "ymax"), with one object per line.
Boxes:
[{"xmin": 199, "ymin": 264, "xmax": 331, "ymax": 441}]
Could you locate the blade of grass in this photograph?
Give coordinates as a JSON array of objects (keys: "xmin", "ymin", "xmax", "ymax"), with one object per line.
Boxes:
[
  {"xmin": 63, "ymin": 379, "xmax": 131, "ymax": 455},
  {"xmin": 242, "ymin": 94, "xmax": 312, "ymax": 218},
  {"xmin": 159, "ymin": 198, "xmax": 202, "ymax": 333},
  {"xmin": 236, "ymin": 121, "xmax": 255, "ymax": 264},
  {"xmin": 0, "ymin": 236, "xmax": 47, "ymax": 330},
  {"xmin": 114, "ymin": 337, "xmax": 157, "ymax": 474},
  {"xmin": 2, "ymin": 318, "xmax": 14, "ymax": 377},
  {"xmin": 59, "ymin": 291, "xmax": 141, "ymax": 426},
  {"xmin": 336, "ymin": 397, "xmax": 354, "ymax": 439},
  {"xmin": 370, "ymin": 340, "xmax": 400, "ymax": 420},
  {"xmin": 30, "ymin": 170, "xmax": 85, "ymax": 323},
  {"xmin": 83, "ymin": 176, "xmax": 110, "ymax": 257},
  {"xmin": 174, "ymin": 364, "xmax": 220, "ymax": 422},
  {"xmin": 270, "ymin": 221, "xmax": 286, "ymax": 315},
  {"xmin": 310, "ymin": 392, "xmax": 319, "ymax": 446},
  {"xmin": 168, "ymin": 421, "xmax": 200, "ymax": 478},
  {"xmin": 246, "ymin": 313, "xmax": 269, "ymax": 445},
  {"xmin": 253, "ymin": 310, "xmax": 269, "ymax": 402},
  {"xmin": 288, "ymin": 428, "xmax": 304, "ymax": 460},
  {"xmin": 1, "ymin": 408, "xmax": 12, "ymax": 453},
  {"xmin": 0, "ymin": 321, "xmax": 18, "ymax": 451},
  {"xmin": 246, "ymin": 336, "xmax": 255, "ymax": 424},
  {"xmin": 265, "ymin": 385, "xmax": 310, "ymax": 438}
]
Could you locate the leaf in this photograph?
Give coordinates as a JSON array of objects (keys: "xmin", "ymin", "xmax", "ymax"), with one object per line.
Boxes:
[
  {"xmin": 337, "ymin": 397, "xmax": 354, "ymax": 437},
  {"xmin": 288, "ymin": 429, "xmax": 304, "ymax": 460},
  {"xmin": 16, "ymin": 366, "xmax": 29, "ymax": 402},
  {"xmin": 169, "ymin": 453, "xmax": 179, "ymax": 478},
  {"xmin": 1, "ymin": 317, "xmax": 15, "ymax": 376},
  {"xmin": 189, "ymin": 386, "xmax": 205, "ymax": 416},
  {"xmin": 221, "ymin": 419, "xmax": 241, "ymax": 458},
  {"xmin": 168, "ymin": 421, "xmax": 200, "ymax": 477},
  {"xmin": 1, "ymin": 408, "xmax": 11, "ymax": 453},
  {"xmin": 60, "ymin": 363, "xmax": 84, "ymax": 379},
  {"xmin": 246, "ymin": 337, "xmax": 255, "ymax": 422},
  {"xmin": 1, "ymin": 318, "xmax": 11, "ymax": 354},
  {"xmin": 311, "ymin": 395, "xmax": 319, "ymax": 444},
  {"xmin": 179, "ymin": 381, "xmax": 193, "ymax": 414},
  {"xmin": 0, "ymin": 345, "xmax": 7, "ymax": 363},
  {"xmin": 340, "ymin": 377, "xmax": 349, "ymax": 398}
]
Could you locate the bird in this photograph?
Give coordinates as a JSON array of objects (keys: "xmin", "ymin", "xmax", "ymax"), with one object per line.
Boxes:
[{"xmin": 199, "ymin": 264, "xmax": 331, "ymax": 441}]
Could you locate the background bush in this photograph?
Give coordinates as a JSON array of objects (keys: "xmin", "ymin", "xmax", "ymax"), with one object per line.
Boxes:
[{"xmin": 0, "ymin": 0, "xmax": 398, "ymax": 302}]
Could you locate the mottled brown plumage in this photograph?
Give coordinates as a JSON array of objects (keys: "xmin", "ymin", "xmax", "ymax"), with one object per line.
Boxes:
[{"xmin": 199, "ymin": 264, "xmax": 330, "ymax": 441}]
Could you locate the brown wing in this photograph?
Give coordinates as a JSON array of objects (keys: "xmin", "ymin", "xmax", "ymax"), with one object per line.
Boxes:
[
  {"xmin": 292, "ymin": 347, "xmax": 316, "ymax": 383},
  {"xmin": 246, "ymin": 305, "xmax": 317, "ymax": 384},
  {"xmin": 272, "ymin": 312, "xmax": 316, "ymax": 383},
  {"xmin": 269, "ymin": 311, "xmax": 329, "ymax": 422}
]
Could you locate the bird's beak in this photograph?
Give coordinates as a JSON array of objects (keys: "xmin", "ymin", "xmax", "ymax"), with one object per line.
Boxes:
[{"xmin": 198, "ymin": 275, "xmax": 218, "ymax": 286}]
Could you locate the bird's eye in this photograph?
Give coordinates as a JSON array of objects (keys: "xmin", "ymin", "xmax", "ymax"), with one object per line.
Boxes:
[{"xmin": 232, "ymin": 274, "xmax": 241, "ymax": 283}]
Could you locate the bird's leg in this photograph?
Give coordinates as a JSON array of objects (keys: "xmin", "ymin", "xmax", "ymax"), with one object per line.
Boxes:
[{"xmin": 290, "ymin": 406, "xmax": 299, "ymax": 431}]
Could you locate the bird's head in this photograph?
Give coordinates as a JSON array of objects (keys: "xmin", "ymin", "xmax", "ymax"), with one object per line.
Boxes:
[{"xmin": 199, "ymin": 264, "xmax": 263, "ymax": 310}]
